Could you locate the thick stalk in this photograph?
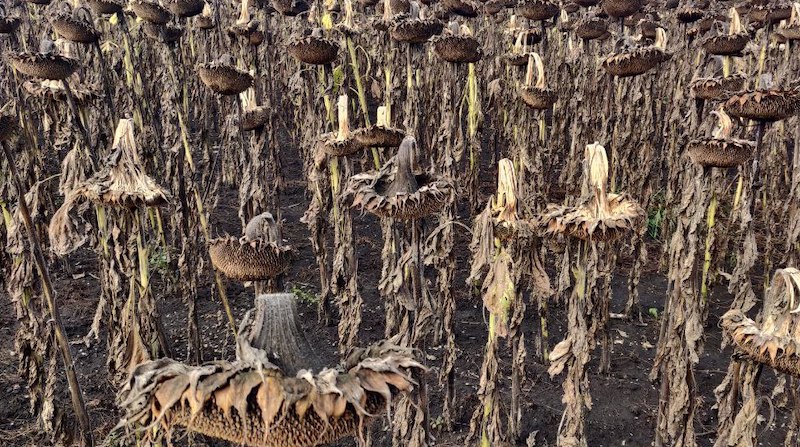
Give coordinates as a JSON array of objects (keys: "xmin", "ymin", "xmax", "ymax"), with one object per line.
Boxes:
[{"xmin": 2, "ymin": 141, "xmax": 94, "ymax": 447}]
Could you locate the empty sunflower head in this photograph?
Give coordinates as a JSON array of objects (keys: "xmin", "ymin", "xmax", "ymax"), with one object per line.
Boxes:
[
  {"xmin": 722, "ymin": 268, "xmax": 800, "ymax": 377},
  {"xmin": 538, "ymin": 142, "xmax": 644, "ymax": 241}
]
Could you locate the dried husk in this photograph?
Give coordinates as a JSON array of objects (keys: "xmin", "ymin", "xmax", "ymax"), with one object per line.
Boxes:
[
  {"xmin": 8, "ymin": 52, "xmax": 79, "ymax": 80},
  {"xmin": 208, "ymin": 236, "xmax": 294, "ymax": 281},
  {"xmin": 59, "ymin": 119, "xmax": 169, "ymax": 209},
  {"xmin": 23, "ymin": 79, "xmax": 99, "ymax": 104},
  {"xmin": 198, "ymin": 61, "xmax": 254, "ymax": 95},
  {"xmin": 539, "ymin": 193, "xmax": 644, "ymax": 241},
  {"xmin": 116, "ymin": 341, "xmax": 425, "ymax": 447},
  {"xmin": 287, "ymin": 35, "xmax": 339, "ymax": 65},
  {"xmin": 724, "ymin": 89, "xmax": 800, "ymax": 122}
]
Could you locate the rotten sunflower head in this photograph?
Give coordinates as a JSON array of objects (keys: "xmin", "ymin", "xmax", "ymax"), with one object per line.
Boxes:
[{"xmin": 538, "ymin": 142, "xmax": 644, "ymax": 241}]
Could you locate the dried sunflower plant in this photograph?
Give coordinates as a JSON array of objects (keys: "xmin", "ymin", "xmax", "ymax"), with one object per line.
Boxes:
[
  {"xmin": 467, "ymin": 159, "xmax": 550, "ymax": 445},
  {"xmin": 538, "ymin": 142, "xmax": 644, "ymax": 447},
  {"xmin": 49, "ymin": 119, "xmax": 171, "ymax": 383}
]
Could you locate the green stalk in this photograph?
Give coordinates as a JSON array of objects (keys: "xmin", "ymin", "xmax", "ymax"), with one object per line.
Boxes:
[
  {"xmin": 700, "ymin": 190, "xmax": 717, "ymax": 307},
  {"xmin": 346, "ymin": 37, "xmax": 380, "ymax": 169},
  {"xmin": 468, "ymin": 62, "xmax": 478, "ymax": 177},
  {"xmin": 480, "ymin": 313, "xmax": 496, "ymax": 447},
  {"xmin": 384, "ymin": 65, "xmax": 392, "ymax": 118}
]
